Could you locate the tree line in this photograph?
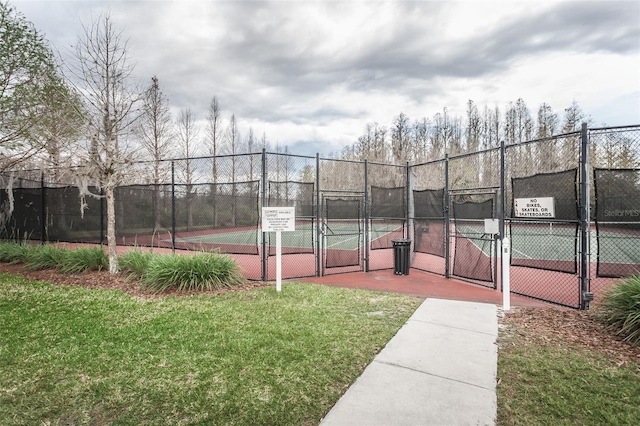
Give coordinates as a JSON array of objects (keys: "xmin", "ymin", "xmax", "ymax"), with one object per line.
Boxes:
[{"xmin": 340, "ymin": 99, "xmax": 592, "ymax": 165}]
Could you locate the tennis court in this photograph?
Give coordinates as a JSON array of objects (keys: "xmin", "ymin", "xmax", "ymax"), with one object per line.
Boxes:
[{"xmin": 171, "ymin": 221, "xmax": 402, "ymax": 251}]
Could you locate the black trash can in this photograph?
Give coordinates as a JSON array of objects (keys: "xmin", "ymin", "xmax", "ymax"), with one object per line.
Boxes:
[{"xmin": 392, "ymin": 239, "xmax": 411, "ymax": 275}]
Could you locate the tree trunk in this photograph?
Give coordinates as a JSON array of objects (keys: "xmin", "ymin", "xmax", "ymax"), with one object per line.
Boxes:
[{"xmin": 105, "ymin": 185, "xmax": 119, "ymax": 273}]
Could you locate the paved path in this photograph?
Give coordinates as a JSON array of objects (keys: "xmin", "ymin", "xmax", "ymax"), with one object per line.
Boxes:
[{"xmin": 320, "ymin": 298, "xmax": 498, "ymax": 426}]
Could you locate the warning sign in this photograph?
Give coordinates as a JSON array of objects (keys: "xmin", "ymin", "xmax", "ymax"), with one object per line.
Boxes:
[
  {"xmin": 514, "ymin": 197, "xmax": 555, "ymax": 218},
  {"xmin": 262, "ymin": 207, "xmax": 296, "ymax": 232}
]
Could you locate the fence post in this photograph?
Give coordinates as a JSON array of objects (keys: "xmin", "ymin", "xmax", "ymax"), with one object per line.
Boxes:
[
  {"xmin": 444, "ymin": 154, "xmax": 450, "ymax": 278},
  {"xmin": 500, "ymin": 139, "xmax": 511, "ymax": 308},
  {"xmin": 171, "ymin": 161, "xmax": 176, "ymax": 253},
  {"xmin": 405, "ymin": 161, "xmax": 410, "ymax": 239},
  {"xmin": 364, "ymin": 160, "xmax": 370, "ymax": 272},
  {"xmin": 500, "ymin": 140, "xmax": 506, "ymax": 293},
  {"xmin": 100, "ymin": 187, "xmax": 105, "ymax": 245},
  {"xmin": 315, "ymin": 153, "xmax": 321, "ymax": 277},
  {"xmin": 40, "ymin": 172, "xmax": 46, "ymax": 245},
  {"xmin": 261, "ymin": 149, "xmax": 268, "ymax": 281},
  {"xmin": 580, "ymin": 123, "xmax": 593, "ymax": 309}
]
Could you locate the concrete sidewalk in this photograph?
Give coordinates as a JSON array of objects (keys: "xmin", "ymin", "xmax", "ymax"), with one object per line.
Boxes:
[{"xmin": 320, "ymin": 298, "xmax": 498, "ymax": 426}]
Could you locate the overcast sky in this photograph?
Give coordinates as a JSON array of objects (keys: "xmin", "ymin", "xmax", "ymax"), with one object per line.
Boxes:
[{"xmin": 13, "ymin": 0, "xmax": 640, "ymax": 157}]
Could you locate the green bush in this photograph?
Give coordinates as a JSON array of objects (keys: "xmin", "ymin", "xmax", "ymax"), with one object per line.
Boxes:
[
  {"xmin": 57, "ymin": 247, "xmax": 108, "ymax": 274},
  {"xmin": 597, "ymin": 275, "xmax": 640, "ymax": 346},
  {"xmin": 141, "ymin": 252, "xmax": 243, "ymax": 293},
  {"xmin": 118, "ymin": 249, "xmax": 154, "ymax": 280},
  {"xmin": 24, "ymin": 245, "xmax": 68, "ymax": 271},
  {"xmin": 0, "ymin": 241, "xmax": 33, "ymax": 264}
]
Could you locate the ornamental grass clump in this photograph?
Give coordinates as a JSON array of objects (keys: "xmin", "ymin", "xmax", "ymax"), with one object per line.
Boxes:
[
  {"xmin": 118, "ymin": 249, "xmax": 154, "ymax": 280},
  {"xmin": 24, "ymin": 244, "xmax": 68, "ymax": 271},
  {"xmin": 57, "ymin": 247, "xmax": 108, "ymax": 274},
  {"xmin": 0, "ymin": 241, "xmax": 32, "ymax": 264},
  {"xmin": 597, "ymin": 275, "xmax": 640, "ymax": 346},
  {"xmin": 141, "ymin": 252, "xmax": 244, "ymax": 293}
]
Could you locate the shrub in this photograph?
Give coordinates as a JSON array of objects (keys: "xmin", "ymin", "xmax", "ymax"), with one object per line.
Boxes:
[
  {"xmin": 597, "ymin": 275, "xmax": 640, "ymax": 346},
  {"xmin": 141, "ymin": 252, "xmax": 243, "ymax": 293},
  {"xmin": 57, "ymin": 247, "xmax": 108, "ymax": 274},
  {"xmin": 118, "ymin": 249, "xmax": 154, "ymax": 280}
]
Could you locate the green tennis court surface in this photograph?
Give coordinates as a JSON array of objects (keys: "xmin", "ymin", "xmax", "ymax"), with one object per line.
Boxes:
[
  {"xmin": 171, "ymin": 222, "xmax": 402, "ymax": 251},
  {"xmin": 455, "ymin": 224, "xmax": 640, "ymax": 265}
]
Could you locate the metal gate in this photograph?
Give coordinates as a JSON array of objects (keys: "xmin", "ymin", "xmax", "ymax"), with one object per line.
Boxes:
[
  {"xmin": 321, "ymin": 194, "xmax": 365, "ymax": 275},
  {"xmin": 449, "ymin": 191, "xmax": 498, "ymax": 289}
]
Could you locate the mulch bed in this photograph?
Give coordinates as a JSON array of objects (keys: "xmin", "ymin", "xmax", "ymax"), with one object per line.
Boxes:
[{"xmin": 0, "ymin": 262, "xmax": 271, "ymax": 299}]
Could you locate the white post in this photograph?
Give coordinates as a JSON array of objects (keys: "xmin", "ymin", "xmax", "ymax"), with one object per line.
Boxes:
[
  {"xmin": 276, "ymin": 230, "xmax": 282, "ymax": 292},
  {"xmin": 502, "ymin": 237, "xmax": 511, "ymax": 311}
]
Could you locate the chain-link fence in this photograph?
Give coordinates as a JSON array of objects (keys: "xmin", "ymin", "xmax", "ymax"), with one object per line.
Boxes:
[
  {"xmin": 589, "ymin": 126, "xmax": 640, "ymax": 301},
  {"xmin": 1, "ymin": 125, "xmax": 638, "ymax": 308},
  {"xmin": 408, "ymin": 125, "xmax": 639, "ymax": 309}
]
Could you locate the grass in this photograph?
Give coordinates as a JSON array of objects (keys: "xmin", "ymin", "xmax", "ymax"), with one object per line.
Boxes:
[
  {"xmin": 0, "ymin": 273, "xmax": 422, "ymax": 425},
  {"xmin": 0, "ymin": 241, "xmax": 32, "ymax": 264},
  {"xmin": 497, "ymin": 326, "xmax": 640, "ymax": 425},
  {"xmin": 0, "ymin": 242, "xmax": 107, "ymax": 273},
  {"xmin": 597, "ymin": 275, "xmax": 640, "ymax": 346},
  {"xmin": 118, "ymin": 249, "xmax": 154, "ymax": 280},
  {"xmin": 141, "ymin": 252, "xmax": 244, "ymax": 293}
]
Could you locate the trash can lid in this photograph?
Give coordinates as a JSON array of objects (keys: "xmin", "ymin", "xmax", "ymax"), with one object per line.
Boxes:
[{"xmin": 392, "ymin": 239, "xmax": 411, "ymax": 244}]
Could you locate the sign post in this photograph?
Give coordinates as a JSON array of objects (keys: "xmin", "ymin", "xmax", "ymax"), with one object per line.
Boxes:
[
  {"xmin": 502, "ymin": 237, "xmax": 510, "ymax": 311},
  {"xmin": 262, "ymin": 207, "xmax": 295, "ymax": 292}
]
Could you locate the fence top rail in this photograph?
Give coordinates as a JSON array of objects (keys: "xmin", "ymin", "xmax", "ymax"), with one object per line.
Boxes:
[
  {"xmin": 588, "ymin": 124, "xmax": 640, "ymax": 133},
  {"xmin": 265, "ymin": 151, "xmax": 316, "ymax": 160},
  {"xmin": 445, "ymin": 145, "xmax": 501, "ymax": 162},
  {"xmin": 448, "ymin": 186, "xmax": 500, "ymax": 194}
]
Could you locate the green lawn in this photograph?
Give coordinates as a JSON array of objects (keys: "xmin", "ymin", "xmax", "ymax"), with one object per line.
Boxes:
[
  {"xmin": 497, "ymin": 317, "xmax": 640, "ymax": 425},
  {"xmin": 0, "ymin": 274, "xmax": 421, "ymax": 425}
]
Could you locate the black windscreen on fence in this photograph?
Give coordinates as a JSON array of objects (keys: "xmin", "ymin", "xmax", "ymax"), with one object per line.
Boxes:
[
  {"xmin": 48, "ymin": 186, "xmax": 104, "ymax": 243},
  {"xmin": 594, "ymin": 168, "xmax": 640, "ymax": 277},
  {"xmin": 371, "ymin": 186, "xmax": 405, "ymax": 218},
  {"xmin": 510, "ymin": 169, "xmax": 578, "ymax": 274},
  {"xmin": 324, "ymin": 197, "xmax": 361, "ymax": 268},
  {"xmin": 116, "ymin": 185, "xmax": 171, "ymax": 245},
  {"xmin": 370, "ymin": 186, "xmax": 405, "ymax": 250},
  {"xmin": 452, "ymin": 198, "xmax": 493, "ymax": 282},
  {"xmin": 413, "ymin": 189, "xmax": 445, "ymax": 257},
  {"xmin": 0, "ymin": 187, "xmax": 42, "ymax": 241},
  {"xmin": 268, "ymin": 181, "xmax": 315, "ymax": 255}
]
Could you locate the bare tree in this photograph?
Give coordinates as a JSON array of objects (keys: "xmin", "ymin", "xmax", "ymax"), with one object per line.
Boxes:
[
  {"xmin": 536, "ymin": 103, "xmax": 558, "ymax": 138},
  {"xmin": 245, "ymin": 127, "xmax": 257, "ymax": 181},
  {"xmin": 138, "ymin": 75, "xmax": 173, "ymax": 230},
  {"xmin": 225, "ymin": 114, "xmax": 240, "ymax": 226},
  {"xmin": 504, "ymin": 98, "xmax": 533, "ymax": 145},
  {"xmin": 67, "ymin": 12, "xmax": 140, "ymax": 273},
  {"xmin": 176, "ymin": 108, "xmax": 199, "ymax": 229},
  {"xmin": 465, "ymin": 100, "xmax": 481, "ymax": 154},
  {"xmin": 432, "ymin": 108, "xmax": 461, "ymax": 157},
  {"xmin": 206, "ymin": 95, "xmax": 221, "ymax": 181},
  {"xmin": 561, "ymin": 101, "xmax": 591, "ymax": 168},
  {"xmin": 413, "ymin": 118, "xmax": 431, "ymax": 162},
  {"xmin": 391, "ymin": 112, "xmax": 411, "ymax": 164}
]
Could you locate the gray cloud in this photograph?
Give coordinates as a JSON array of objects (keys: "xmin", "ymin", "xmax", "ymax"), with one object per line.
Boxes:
[{"xmin": 13, "ymin": 0, "xmax": 640, "ymax": 155}]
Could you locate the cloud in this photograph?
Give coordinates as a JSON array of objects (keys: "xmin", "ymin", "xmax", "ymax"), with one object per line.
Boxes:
[{"xmin": 12, "ymin": 0, "xmax": 640, "ymax": 155}]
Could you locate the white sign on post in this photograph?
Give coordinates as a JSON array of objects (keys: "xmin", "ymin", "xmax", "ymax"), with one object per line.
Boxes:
[
  {"xmin": 514, "ymin": 197, "xmax": 555, "ymax": 218},
  {"xmin": 262, "ymin": 207, "xmax": 296, "ymax": 292},
  {"xmin": 262, "ymin": 207, "xmax": 296, "ymax": 232}
]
